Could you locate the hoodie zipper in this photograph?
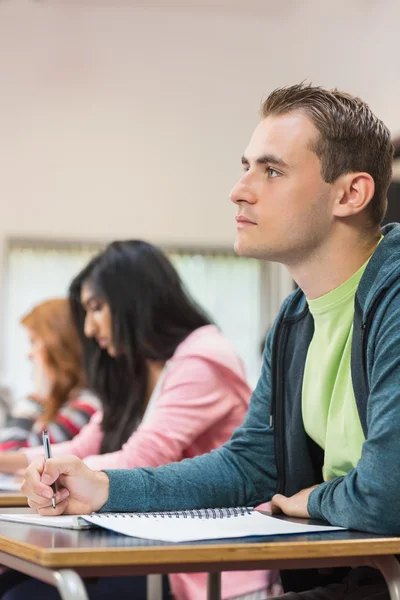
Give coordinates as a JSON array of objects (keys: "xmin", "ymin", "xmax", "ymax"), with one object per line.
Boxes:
[{"xmin": 272, "ymin": 320, "xmax": 289, "ymax": 495}]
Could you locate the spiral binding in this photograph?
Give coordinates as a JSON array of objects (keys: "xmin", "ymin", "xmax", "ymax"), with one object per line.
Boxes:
[{"xmin": 102, "ymin": 507, "xmax": 253, "ymax": 520}]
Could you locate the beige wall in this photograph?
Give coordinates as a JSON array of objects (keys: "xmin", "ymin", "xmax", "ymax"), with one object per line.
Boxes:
[{"xmin": 1, "ymin": 0, "xmax": 400, "ymax": 251}]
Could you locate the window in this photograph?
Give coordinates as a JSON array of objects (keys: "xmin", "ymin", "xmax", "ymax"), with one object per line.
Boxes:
[{"xmin": 1, "ymin": 241, "xmax": 272, "ymax": 400}]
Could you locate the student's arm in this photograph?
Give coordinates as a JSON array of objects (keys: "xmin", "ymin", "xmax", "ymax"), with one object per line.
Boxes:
[
  {"xmin": 0, "ymin": 406, "xmax": 103, "ymax": 474},
  {"xmin": 0, "ymin": 398, "xmax": 42, "ymax": 452},
  {"xmin": 22, "ymin": 411, "xmax": 104, "ymax": 463},
  {"xmin": 308, "ymin": 291, "xmax": 400, "ymax": 535},
  {"xmin": 0, "ymin": 399, "xmax": 40, "ymax": 471},
  {"xmin": 84, "ymin": 357, "xmax": 247, "ymax": 470},
  {"xmin": 0, "ymin": 451, "xmax": 28, "ymax": 473},
  {"xmin": 25, "ymin": 394, "xmax": 99, "ymax": 447}
]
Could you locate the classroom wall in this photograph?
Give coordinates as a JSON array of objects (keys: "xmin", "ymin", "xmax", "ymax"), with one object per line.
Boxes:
[{"xmin": 1, "ymin": 0, "xmax": 400, "ymax": 251}]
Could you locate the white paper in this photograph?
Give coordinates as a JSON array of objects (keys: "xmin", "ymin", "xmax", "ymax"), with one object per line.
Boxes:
[
  {"xmin": 83, "ymin": 510, "xmax": 345, "ymax": 542},
  {"xmin": 0, "ymin": 509, "xmax": 345, "ymax": 541},
  {"xmin": 0, "ymin": 513, "xmax": 91, "ymax": 530},
  {"xmin": 0, "ymin": 474, "xmax": 22, "ymax": 492}
]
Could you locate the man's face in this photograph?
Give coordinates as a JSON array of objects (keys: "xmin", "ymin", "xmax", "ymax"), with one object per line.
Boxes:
[{"xmin": 230, "ymin": 112, "xmax": 335, "ymax": 264}]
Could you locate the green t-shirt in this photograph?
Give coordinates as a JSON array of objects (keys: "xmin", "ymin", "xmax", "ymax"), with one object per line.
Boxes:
[{"xmin": 302, "ymin": 261, "xmax": 370, "ymax": 481}]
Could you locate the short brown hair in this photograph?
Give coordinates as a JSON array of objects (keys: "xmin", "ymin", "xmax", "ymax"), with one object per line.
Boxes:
[
  {"xmin": 22, "ymin": 298, "xmax": 85, "ymax": 424},
  {"xmin": 261, "ymin": 83, "xmax": 394, "ymax": 226}
]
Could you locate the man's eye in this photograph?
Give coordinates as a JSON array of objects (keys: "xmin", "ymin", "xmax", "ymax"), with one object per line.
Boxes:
[{"xmin": 267, "ymin": 167, "xmax": 280, "ymax": 178}]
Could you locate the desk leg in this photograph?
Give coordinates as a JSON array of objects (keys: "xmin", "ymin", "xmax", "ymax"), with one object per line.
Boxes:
[
  {"xmin": 369, "ymin": 555, "xmax": 400, "ymax": 600},
  {"xmin": 207, "ymin": 572, "xmax": 221, "ymax": 600},
  {"xmin": 50, "ymin": 569, "xmax": 89, "ymax": 600},
  {"xmin": 0, "ymin": 551, "xmax": 88, "ymax": 600},
  {"xmin": 147, "ymin": 574, "xmax": 162, "ymax": 600}
]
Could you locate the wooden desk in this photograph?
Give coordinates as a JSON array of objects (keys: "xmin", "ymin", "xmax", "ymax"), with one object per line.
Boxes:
[
  {"xmin": 0, "ymin": 518, "xmax": 399, "ymax": 600},
  {"xmin": 0, "ymin": 492, "xmax": 27, "ymax": 507}
]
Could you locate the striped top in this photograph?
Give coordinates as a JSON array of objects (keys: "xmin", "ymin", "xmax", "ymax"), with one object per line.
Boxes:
[{"xmin": 0, "ymin": 389, "xmax": 100, "ymax": 452}]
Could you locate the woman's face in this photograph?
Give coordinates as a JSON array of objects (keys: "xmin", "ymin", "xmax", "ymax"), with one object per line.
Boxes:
[
  {"xmin": 27, "ymin": 329, "xmax": 54, "ymax": 399},
  {"xmin": 80, "ymin": 282, "xmax": 117, "ymax": 357},
  {"xmin": 27, "ymin": 329, "xmax": 46, "ymax": 367}
]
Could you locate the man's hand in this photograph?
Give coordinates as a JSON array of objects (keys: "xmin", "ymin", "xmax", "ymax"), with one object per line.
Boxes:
[
  {"xmin": 20, "ymin": 455, "xmax": 110, "ymax": 516},
  {"xmin": 270, "ymin": 485, "xmax": 318, "ymax": 518}
]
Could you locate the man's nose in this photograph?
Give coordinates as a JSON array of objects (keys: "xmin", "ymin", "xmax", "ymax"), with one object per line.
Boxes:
[{"xmin": 230, "ymin": 177, "xmax": 257, "ymax": 206}]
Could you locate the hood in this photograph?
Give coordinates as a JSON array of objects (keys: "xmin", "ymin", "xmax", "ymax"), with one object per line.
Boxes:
[
  {"xmin": 356, "ymin": 223, "xmax": 400, "ymax": 315},
  {"xmin": 279, "ymin": 223, "xmax": 400, "ymax": 322}
]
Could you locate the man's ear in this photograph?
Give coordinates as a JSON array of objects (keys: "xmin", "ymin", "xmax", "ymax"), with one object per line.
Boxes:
[{"xmin": 333, "ymin": 172, "xmax": 375, "ymax": 218}]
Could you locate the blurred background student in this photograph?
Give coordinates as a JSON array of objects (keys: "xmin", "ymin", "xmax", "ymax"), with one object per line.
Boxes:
[
  {"xmin": 0, "ymin": 386, "xmax": 12, "ymax": 431},
  {"xmin": 0, "ymin": 299, "xmax": 100, "ymax": 454},
  {"xmin": 0, "ymin": 240, "xmax": 278, "ymax": 600}
]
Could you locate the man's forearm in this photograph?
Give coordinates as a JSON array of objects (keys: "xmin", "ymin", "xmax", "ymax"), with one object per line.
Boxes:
[{"xmin": 101, "ymin": 441, "xmax": 275, "ymax": 513}]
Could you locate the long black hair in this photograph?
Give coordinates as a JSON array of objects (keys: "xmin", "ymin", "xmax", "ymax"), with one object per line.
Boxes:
[{"xmin": 69, "ymin": 240, "xmax": 212, "ymax": 454}]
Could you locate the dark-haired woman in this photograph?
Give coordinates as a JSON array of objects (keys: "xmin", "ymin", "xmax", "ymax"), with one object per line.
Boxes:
[{"xmin": 3, "ymin": 241, "xmax": 277, "ymax": 600}]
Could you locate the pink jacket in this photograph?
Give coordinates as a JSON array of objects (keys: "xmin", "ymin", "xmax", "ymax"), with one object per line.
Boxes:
[{"xmin": 24, "ymin": 325, "xmax": 278, "ymax": 600}]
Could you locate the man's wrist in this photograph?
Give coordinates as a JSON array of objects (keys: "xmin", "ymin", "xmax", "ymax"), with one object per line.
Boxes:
[{"xmin": 93, "ymin": 471, "xmax": 110, "ymax": 512}]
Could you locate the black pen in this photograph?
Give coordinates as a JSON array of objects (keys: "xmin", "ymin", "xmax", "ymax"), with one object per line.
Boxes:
[{"xmin": 42, "ymin": 430, "xmax": 56, "ymax": 509}]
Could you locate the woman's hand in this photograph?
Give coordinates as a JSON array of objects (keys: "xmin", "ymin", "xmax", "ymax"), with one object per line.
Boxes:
[
  {"xmin": 0, "ymin": 452, "xmax": 28, "ymax": 474},
  {"xmin": 20, "ymin": 455, "xmax": 110, "ymax": 515}
]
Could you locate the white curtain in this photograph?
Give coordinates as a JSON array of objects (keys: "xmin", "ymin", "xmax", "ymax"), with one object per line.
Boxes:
[
  {"xmin": 170, "ymin": 252, "xmax": 263, "ymax": 387},
  {"xmin": 2, "ymin": 244, "xmax": 101, "ymax": 401},
  {"xmin": 1, "ymin": 244, "xmax": 266, "ymax": 401}
]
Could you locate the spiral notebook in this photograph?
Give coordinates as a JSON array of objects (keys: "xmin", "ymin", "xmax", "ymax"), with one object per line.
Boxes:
[{"xmin": 0, "ymin": 508, "xmax": 345, "ymax": 542}]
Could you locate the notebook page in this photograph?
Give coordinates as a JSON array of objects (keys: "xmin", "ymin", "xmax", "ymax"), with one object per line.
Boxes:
[
  {"xmin": 83, "ymin": 509, "xmax": 345, "ymax": 542},
  {"xmin": 0, "ymin": 474, "xmax": 22, "ymax": 492},
  {"xmin": 0, "ymin": 513, "xmax": 91, "ymax": 530}
]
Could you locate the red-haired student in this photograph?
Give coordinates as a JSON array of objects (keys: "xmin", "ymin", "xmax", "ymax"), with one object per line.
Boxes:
[{"xmin": 0, "ymin": 298, "xmax": 99, "ymax": 455}]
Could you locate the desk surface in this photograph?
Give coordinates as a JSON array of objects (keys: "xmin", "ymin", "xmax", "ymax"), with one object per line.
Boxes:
[
  {"xmin": 0, "ymin": 519, "xmax": 399, "ymax": 571},
  {"xmin": 0, "ymin": 492, "xmax": 27, "ymax": 508}
]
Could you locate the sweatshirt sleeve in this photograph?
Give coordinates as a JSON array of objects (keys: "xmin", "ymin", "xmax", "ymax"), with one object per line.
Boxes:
[
  {"xmin": 101, "ymin": 331, "xmax": 277, "ymax": 513},
  {"xmin": 85, "ymin": 357, "xmax": 242, "ymax": 470},
  {"xmin": 308, "ymin": 290, "xmax": 400, "ymax": 535}
]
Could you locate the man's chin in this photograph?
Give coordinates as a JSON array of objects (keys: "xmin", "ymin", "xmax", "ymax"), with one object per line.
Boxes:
[
  {"xmin": 234, "ymin": 239, "xmax": 273, "ymax": 260},
  {"xmin": 233, "ymin": 239, "xmax": 244, "ymax": 256},
  {"xmin": 234, "ymin": 239, "xmax": 257, "ymax": 258}
]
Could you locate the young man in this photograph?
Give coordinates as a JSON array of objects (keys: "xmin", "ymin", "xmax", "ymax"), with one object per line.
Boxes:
[{"xmin": 23, "ymin": 84, "xmax": 399, "ymax": 598}]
